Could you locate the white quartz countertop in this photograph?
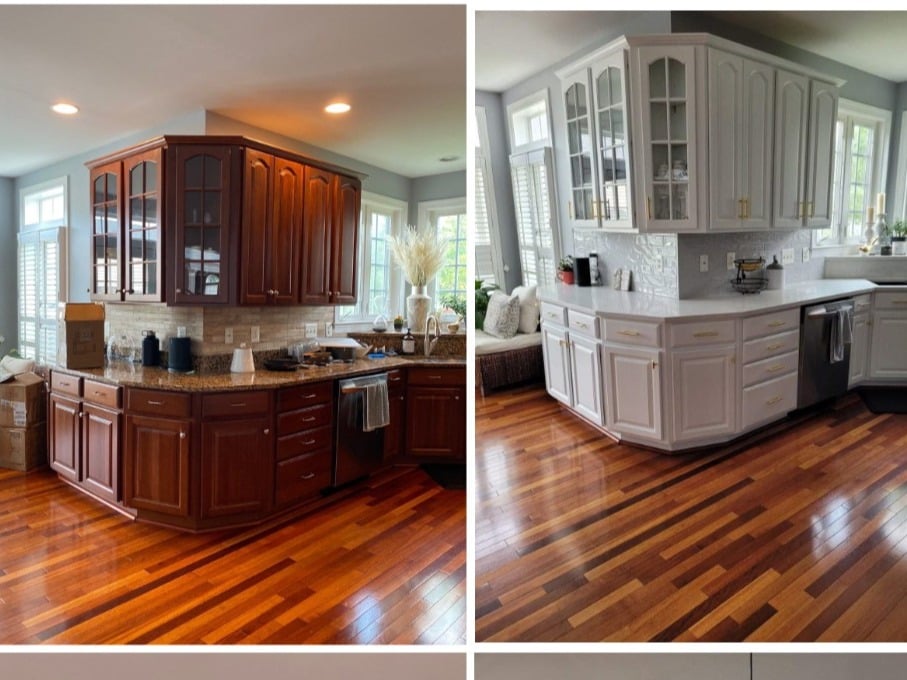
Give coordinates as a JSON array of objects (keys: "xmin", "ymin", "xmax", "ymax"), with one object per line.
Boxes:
[{"xmin": 538, "ymin": 279, "xmax": 878, "ymax": 321}]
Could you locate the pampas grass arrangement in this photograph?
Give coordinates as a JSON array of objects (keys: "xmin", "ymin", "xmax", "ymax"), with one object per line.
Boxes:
[{"xmin": 389, "ymin": 225, "xmax": 447, "ymax": 288}]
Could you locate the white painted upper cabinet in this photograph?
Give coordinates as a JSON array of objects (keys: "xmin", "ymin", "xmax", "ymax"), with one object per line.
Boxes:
[
  {"xmin": 558, "ymin": 42, "xmax": 634, "ymax": 231},
  {"xmin": 708, "ymin": 49, "xmax": 775, "ymax": 231},
  {"xmin": 632, "ymin": 43, "xmax": 704, "ymax": 233},
  {"xmin": 773, "ymin": 69, "xmax": 838, "ymax": 229}
]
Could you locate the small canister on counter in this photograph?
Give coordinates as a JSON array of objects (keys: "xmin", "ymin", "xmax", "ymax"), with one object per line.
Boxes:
[
  {"xmin": 141, "ymin": 330, "xmax": 160, "ymax": 366},
  {"xmin": 766, "ymin": 255, "xmax": 784, "ymax": 290}
]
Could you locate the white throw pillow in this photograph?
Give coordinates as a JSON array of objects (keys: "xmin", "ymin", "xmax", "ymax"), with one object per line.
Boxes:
[
  {"xmin": 511, "ymin": 284, "xmax": 539, "ymax": 334},
  {"xmin": 483, "ymin": 290, "xmax": 521, "ymax": 339}
]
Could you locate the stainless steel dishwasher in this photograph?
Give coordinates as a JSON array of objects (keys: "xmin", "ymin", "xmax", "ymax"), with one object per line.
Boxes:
[
  {"xmin": 335, "ymin": 373, "xmax": 388, "ymax": 486},
  {"xmin": 798, "ymin": 298, "xmax": 854, "ymax": 409}
]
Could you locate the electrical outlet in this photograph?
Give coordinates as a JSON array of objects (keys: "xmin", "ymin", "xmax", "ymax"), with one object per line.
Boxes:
[
  {"xmin": 655, "ymin": 255, "xmax": 663, "ymax": 273},
  {"xmin": 727, "ymin": 252, "xmax": 736, "ymax": 271},
  {"xmin": 782, "ymin": 248, "xmax": 795, "ymax": 265},
  {"xmin": 324, "ymin": 322, "xmax": 333, "ymax": 337},
  {"xmin": 699, "ymin": 254, "xmax": 709, "ymax": 273},
  {"xmin": 176, "ymin": 326, "xmax": 186, "ymax": 338},
  {"xmin": 250, "ymin": 326, "xmax": 260, "ymax": 343},
  {"xmin": 802, "ymin": 247, "xmax": 811, "ymax": 263},
  {"xmin": 224, "ymin": 327, "xmax": 233, "ymax": 344},
  {"xmin": 305, "ymin": 323, "xmax": 317, "ymax": 339}
]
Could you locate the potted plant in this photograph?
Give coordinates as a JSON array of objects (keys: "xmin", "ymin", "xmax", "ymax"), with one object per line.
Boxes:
[
  {"xmin": 442, "ymin": 294, "xmax": 467, "ymax": 333},
  {"xmin": 558, "ymin": 256, "xmax": 575, "ymax": 285},
  {"xmin": 891, "ymin": 220, "xmax": 907, "ymax": 255}
]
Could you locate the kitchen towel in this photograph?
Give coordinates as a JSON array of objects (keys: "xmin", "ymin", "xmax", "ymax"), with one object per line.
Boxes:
[
  {"xmin": 830, "ymin": 306, "xmax": 854, "ymax": 364},
  {"xmin": 363, "ymin": 379, "xmax": 390, "ymax": 432}
]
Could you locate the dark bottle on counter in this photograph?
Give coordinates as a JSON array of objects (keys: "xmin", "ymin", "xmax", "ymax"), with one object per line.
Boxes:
[
  {"xmin": 401, "ymin": 328, "xmax": 415, "ymax": 355},
  {"xmin": 141, "ymin": 330, "xmax": 160, "ymax": 366}
]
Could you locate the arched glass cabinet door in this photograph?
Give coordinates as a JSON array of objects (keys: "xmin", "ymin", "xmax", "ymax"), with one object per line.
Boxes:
[
  {"xmin": 89, "ymin": 162, "xmax": 121, "ymax": 301},
  {"xmin": 123, "ymin": 148, "xmax": 162, "ymax": 301}
]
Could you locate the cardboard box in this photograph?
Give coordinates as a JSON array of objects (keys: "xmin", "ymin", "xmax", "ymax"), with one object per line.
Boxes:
[
  {"xmin": 0, "ymin": 422, "xmax": 47, "ymax": 472},
  {"xmin": 0, "ymin": 373, "xmax": 47, "ymax": 428},
  {"xmin": 58, "ymin": 303, "xmax": 105, "ymax": 369}
]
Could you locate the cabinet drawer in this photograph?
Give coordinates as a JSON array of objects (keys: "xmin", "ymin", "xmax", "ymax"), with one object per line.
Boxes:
[
  {"xmin": 742, "ymin": 329, "xmax": 799, "ymax": 364},
  {"xmin": 853, "ymin": 294, "xmax": 873, "ymax": 315},
  {"xmin": 277, "ymin": 425, "xmax": 333, "ymax": 462},
  {"xmin": 277, "ymin": 381, "xmax": 332, "ymax": 411},
  {"xmin": 873, "ymin": 291, "xmax": 907, "ymax": 310},
  {"xmin": 51, "ymin": 372, "xmax": 82, "ymax": 397},
  {"xmin": 126, "ymin": 388, "xmax": 192, "ymax": 418},
  {"xmin": 742, "ymin": 350, "xmax": 799, "ymax": 388},
  {"xmin": 540, "ymin": 301, "xmax": 566, "ymax": 326},
  {"xmin": 742, "ymin": 308, "xmax": 799, "ymax": 340},
  {"xmin": 386, "ymin": 369, "xmax": 406, "ymax": 392},
  {"xmin": 83, "ymin": 380, "xmax": 121, "ymax": 409},
  {"xmin": 202, "ymin": 390, "xmax": 270, "ymax": 418},
  {"xmin": 567, "ymin": 309, "xmax": 600, "ymax": 338},
  {"xmin": 603, "ymin": 318, "xmax": 662, "ymax": 347},
  {"xmin": 741, "ymin": 372, "xmax": 798, "ymax": 430},
  {"xmin": 275, "ymin": 449, "xmax": 333, "ymax": 505},
  {"xmin": 407, "ymin": 367, "xmax": 465, "ymax": 386},
  {"xmin": 669, "ymin": 319, "xmax": 736, "ymax": 347},
  {"xmin": 278, "ymin": 402, "xmax": 332, "ymax": 435}
]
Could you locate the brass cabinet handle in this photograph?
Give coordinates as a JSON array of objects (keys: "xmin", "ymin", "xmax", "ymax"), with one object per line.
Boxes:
[
  {"xmin": 738, "ymin": 198, "xmax": 746, "ymax": 220},
  {"xmin": 766, "ymin": 343, "xmax": 783, "ymax": 351},
  {"xmin": 646, "ymin": 196, "xmax": 652, "ymax": 220},
  {"xmin": 768, "ymin": 321, "xmax": 786, "ymax": 328},
  {"xmin": 743, "ymin": 198, "xmax": 750, "ymax": 220},
  {"xmin": 575, "ymin": 321, "xmax": 589, "ymax": 329},
  {"xmin": 809, "ymin": 201, "xmax": 815, "ymax": 217},
  {"xmin": 766, "ymin": 396, "xmax": 783, "ymax": 406},
  {"xmin": 693, "ymin": 331, "xmax": 720, "ymax": 338},
  {"xmin": 559, "ymin": 339, "xmax": 567, "ymax": 348},
  {"xmin": 796, "ymin": 202, "xmax": 803, "ymax": 219},
  {"xmin": 619, "ymin": 329, "xmax": 641, "ymax": 337},
  {"xmin": 891, "ymin": 300, "xmax": 907, "ymax": 305},
  {"xmin": 766, "ymin": 364, "xmax": 785, "ymax": 373}
]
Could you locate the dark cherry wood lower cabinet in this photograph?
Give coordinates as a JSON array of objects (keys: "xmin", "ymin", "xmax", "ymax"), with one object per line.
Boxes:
[
  {"xmin": 81, "ymin": 403, "xmax": 120, "ymax": 504},
  {"xmin": 200, "ymin": 416, "xmax": 273, "ymax": 518},
  {"xmin": 404, "ymin": 367, "xmax": 466, "ymax": 462},
  {"xmin": 123, "ymin": 414, "xmax": 191, "ymax": 518},
  {"xmin": 49, "ymin": 394, "xmax": 81, "ymax": 483},
  {"xmin": 383, "ymin": 369, "xmax": 406, "ymax": 463}
]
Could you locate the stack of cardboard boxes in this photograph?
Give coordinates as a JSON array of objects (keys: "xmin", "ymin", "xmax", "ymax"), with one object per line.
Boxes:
[{"xmin": 0, "ymin": 373, "xmax": 47, "ymax": 471}]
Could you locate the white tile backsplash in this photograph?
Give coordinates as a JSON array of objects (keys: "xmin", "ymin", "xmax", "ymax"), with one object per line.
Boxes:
[{"xmin": 572, "ymin": 230, "xmax": 679, "ymax": 297}]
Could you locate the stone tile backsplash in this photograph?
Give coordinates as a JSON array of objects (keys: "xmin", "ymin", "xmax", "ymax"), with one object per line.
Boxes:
[{"xmin": 572, "ymin": 230, "xmax": 679, "ymax": 297}]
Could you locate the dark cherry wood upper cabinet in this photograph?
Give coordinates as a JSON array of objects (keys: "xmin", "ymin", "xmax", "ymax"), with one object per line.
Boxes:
[
  {"xmin": 168, "ymin": 144, "xmax": 239, "ymax": 305},
  {"xmin": 241, "ymin": 151, "xmax": 304, "ymax": 305},
  {"xmin": 89, "ymin": 161, "xmax": 122, "ymax": 302},
  {"xmin": 331, "ymin": 175, "xmax": 361, "ymax": 305},
  {"xmin": 123, "ymin": 148, "xmax": 163, "ymax": 302},
  {"xmin": 300, "ymin": 166, "xmax": 333, "ymax": 305}
]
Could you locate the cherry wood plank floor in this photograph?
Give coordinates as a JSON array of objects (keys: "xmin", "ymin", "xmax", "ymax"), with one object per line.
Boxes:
[
  {"xmin": 475, "ymin": 385, "xmax": 907, "ymax": 642},
  {"xmin": 0, "ymin": 466, "xmax": 465, "ymax": 644}
]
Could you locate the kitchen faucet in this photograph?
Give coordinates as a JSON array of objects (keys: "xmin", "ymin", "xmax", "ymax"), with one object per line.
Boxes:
[{"xmin": 424, "ymin": 315, "xmax": 441, "ymax": 356}]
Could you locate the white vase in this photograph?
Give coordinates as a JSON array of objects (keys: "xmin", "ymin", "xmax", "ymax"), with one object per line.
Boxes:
[{"xmin": 407, "ymin": 285, "xmax": 431, "ymax": 333}]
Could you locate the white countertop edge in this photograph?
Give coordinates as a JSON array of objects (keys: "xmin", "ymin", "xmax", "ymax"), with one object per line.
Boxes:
[{"xmin": 537, "ymin": 279, "xmax": 879, "ymax": 322}]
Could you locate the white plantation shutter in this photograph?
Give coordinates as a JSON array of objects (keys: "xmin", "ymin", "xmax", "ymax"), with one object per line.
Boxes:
[
  {"xmin": 474, "ymin": 154, "xmax": 503, "ymax": 286},
  {"xmin": 18, "ymin": 227, "xmax": 67, "ymax": 363},
  {"xmin": 510, "ymin": 147, "xmax": 560, "ymax": 287}
]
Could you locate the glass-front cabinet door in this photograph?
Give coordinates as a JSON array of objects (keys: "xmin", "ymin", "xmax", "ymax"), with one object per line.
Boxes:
[
  {"xmin": 591, "ymin": 51, "xmax": 633, "ymax": 230},
  {"xmin": 89, "ymin": 161, "xmax": 121, "ymax": 301},
  {"xmin": 562, "ymin": 73, "xmax": 598, "ymax": 228},
  {"xmin": 169, "ymin": 145, "xmax": 236, "ymax": 305},
  {"xmin": 123, "ymin": 149, "xmax": 162, "ymax": 301},
  {"xmin": 634, "ymin": 44, "xmax": 700, "ymax": 232}
]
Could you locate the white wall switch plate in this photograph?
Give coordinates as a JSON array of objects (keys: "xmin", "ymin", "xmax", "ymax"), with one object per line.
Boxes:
[
  {"xmin": 802, "ymin": 247, "xmax": 811, "ymax": 263},
  {"xmin": 782, "ymin": 248, "xmax": 795, "ymax": 265},
  {"xmin": 699, "ymin": 254, "xmax": 709, "ymax": 272},
  {"xmin": 324, "ymin": 322, "xmax": 333, "ymax": 337},
  {"xmin": 305, "ymin": 323, "xmax": 317, "ymax": 338},
  {"xmin": 727, "ymin": 252, "xmax": 736, "ymax": 270},
  {"xmin": 250, "ymin": 326, "xmax": 260, "ymax": 343},
  {"xmin": 224, "ymin": 327, "xmax": 233, "ymax": 344}
]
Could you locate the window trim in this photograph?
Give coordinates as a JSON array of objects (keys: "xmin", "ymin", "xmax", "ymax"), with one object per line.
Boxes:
[
  {"xmin": 475, "ymin": 105, "xmax": 506, "ymax": 287},
  {"xmin": 417, "ymin": 196, "xmax": 467, "ymax": 316},
  {"xmin": 813, "ymin": 99, "xmax": 891, "ymax": 249},
  {"xmin": 894, "ymin": 109, "xmax": 907, "ymax": 222},
  {"xmin": 19, "ymin": 176, "xmax": 68, "ymax": 232},
  {"xmin": 506, "ymin": 89, "xmax": 553, "ymax": 154}
]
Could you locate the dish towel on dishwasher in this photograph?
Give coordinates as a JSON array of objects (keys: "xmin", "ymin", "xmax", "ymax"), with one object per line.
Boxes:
[
  {"xmin": 830, "ymin": 306, "xmax": 853, "ymax": 364},
  {"xmin": 363, "ymin": 380, "xmax": 390, "ymax": 432}
]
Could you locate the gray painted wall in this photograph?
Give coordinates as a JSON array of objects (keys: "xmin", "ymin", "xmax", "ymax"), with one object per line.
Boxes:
[
  {"xmin": 0, "ymin": 178, "xmax": 15, "ymax": 350},
  {"xmin": 409, "ymin": 171, "xmax": 466, "ymax": 227},
  {"xmin": 476, "ymin": 90, "xmax": 522, "ymax": 292}
]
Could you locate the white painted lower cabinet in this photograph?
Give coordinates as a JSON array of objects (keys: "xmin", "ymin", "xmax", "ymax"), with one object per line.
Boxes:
[
  {"xmin": 603, "ymin": 344, "xmax": 663, "ymax": 441},
  {"xmin": 541, "ymin": 322, "xmax": 605, "ymax": 427},
  {"xmin": 868, "ymin": 312, "xmax": 907, "ymax": 380},
  {"xmin": 670, "ymin": 345, "xmax": 737, "ymax": 443},
  {"xmin": 541, "ymin": 323, "xmax": 572, "ymax": 406}
]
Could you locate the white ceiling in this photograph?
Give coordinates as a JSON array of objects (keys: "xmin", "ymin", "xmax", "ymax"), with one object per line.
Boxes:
[
  {"xmin": 477, "ymin": 10, "xmax": 907, "ymax": 94},
  {"xmin": 0, "ymin": 5, "xmax": 465, "ymax": 179}
]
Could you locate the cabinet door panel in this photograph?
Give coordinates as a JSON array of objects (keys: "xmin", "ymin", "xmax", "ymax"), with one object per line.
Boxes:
[
  {"xmin": 271, "ymin": 158, "xmax": 304, "ymax": 304},
  {"xmin": 81, "ymin": 403, "xmax": 120, "ymax": 503},
  {"xmin": 849, "ymin": 314, "xmax": 869, "ymax": 386},
  {"xmin": 570, "ymin": 335, "xmax": 604, "ymax": 426},
  {"xmin": 671, "ymin": 347, "xmax": 736, "ymax": 442},
  {"xmin": 49, "ymin": 394, "xmax": 81, "ymax": 482},
  {"xmin": 708, "ymin": 50, "xmax": 744, "ymax": 231},
  {"xmin": 124, "ymin": 414, "xmax": 191, "ymax": 517},
  {"xmin": 123, "ymin": 148, "xmax": 163, "ymax": 301},
  {"xmin": 604, "ymin": 346, "xmax": 662, "ymax": 440},
  {"xmin": 541, "ymin": 324, "xmax": 572, "ymax": 406},
  {"xmin": 869, "ymin": 313, "xmax": 907, "ymax": 379},
  {"xmin": 300, "ymin": 166, "xmax": 333, "ymax": 304},
  {"xmin": 89, "ymin": 162, "xmax": 122, "ymax": 301},
  {"xmin": 743, "ymin": 59, "xmax": 774, "ymax": 229},
  {"xmin": 773, "ymin": 70, "xmax": 809, "ymax": 228},
  {"xmin": 240, "ymin": 149, "xmax": 274, "ymax": 305},
  {"xmin": 383, "ymin": 389, "xmax": 406, "ymax": 462},
  {"xmin": 201, "ymin": 417, "xmax": 273, "ymax": 518},
  {"xmin": 805, "ymin": 80, "xmax": 838, "ymax": 228},
  {"xmin": 331, "ymin": 175, "xmax": 360, "ymax": 304},
  {"xmin": 405, "ymin": 387, "xmax": 464, "ymax": 460}
]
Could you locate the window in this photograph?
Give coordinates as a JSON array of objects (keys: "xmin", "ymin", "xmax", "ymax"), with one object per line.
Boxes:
[
  {"xmin": 815, "ymin": 100, "xmax": 890, "ymax": 247},
  {"xmin": 475, "ymin": 106, "xmax": 505, "ymax": 286},
  {"xmin": 510, "ymin": 147, "xmax": 560, "ymax": 286},
  {"xmin": 418, "ymin": 198, "xmax": 468, "ymax": 319},
  {"xmin": 18, "ymin": 178, "xmax": 69, "ymax": 363},
  {"xmin": 335, "ymin": 193, "xmax": 407, "ymax": 324},
  {"xmin": 507, "ymin": 90, "xmax": 552, "ymax": 152}
]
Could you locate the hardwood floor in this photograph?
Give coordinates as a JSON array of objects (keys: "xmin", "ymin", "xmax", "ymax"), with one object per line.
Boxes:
[
  {"xmin": 475, "ymin": 385, "xmax": 907, "ymax": 642},
  {"xmin": 0, "ymin": 466, "xmax": 465, "ymax": 644}
]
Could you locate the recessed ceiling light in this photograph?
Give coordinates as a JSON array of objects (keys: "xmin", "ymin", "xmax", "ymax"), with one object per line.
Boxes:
[
  {"xmin": 325, "ymin": 102, "xmax": 351, "ymax": 114},
  {"xmin": 439, "ymin": 155, "xmax": 459, "ymax": 163},
  {"xmin": 51, "ymin": 102, "xmax": 79, "ymax": 115}
]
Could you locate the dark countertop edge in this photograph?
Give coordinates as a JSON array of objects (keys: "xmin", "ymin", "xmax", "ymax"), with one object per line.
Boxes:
[{"xmin": 49, "ymin": 356, "xmax": 466, "ymax": 392}]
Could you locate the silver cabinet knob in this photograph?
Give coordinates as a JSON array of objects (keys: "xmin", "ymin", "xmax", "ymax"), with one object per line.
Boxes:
[
  {"xmin": 176, "ymin": 288, "xmax": 182, "ymax": 293},
  {"xmin": 179, "ymin": 432, "xmax": 186, "ymax": 440},
  {"xmin": 263, "ymin": 428, "xmax": 270, "ymax": 435}
]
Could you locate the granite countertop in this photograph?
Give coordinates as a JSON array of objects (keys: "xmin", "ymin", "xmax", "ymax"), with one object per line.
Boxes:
[
  {"xmin": 538, "ymin": 279, "xmax": 877, "ymax": 321},
  {"xmin": 52, "ymin": 355, "xmax": 465, "ymax": 392}
]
